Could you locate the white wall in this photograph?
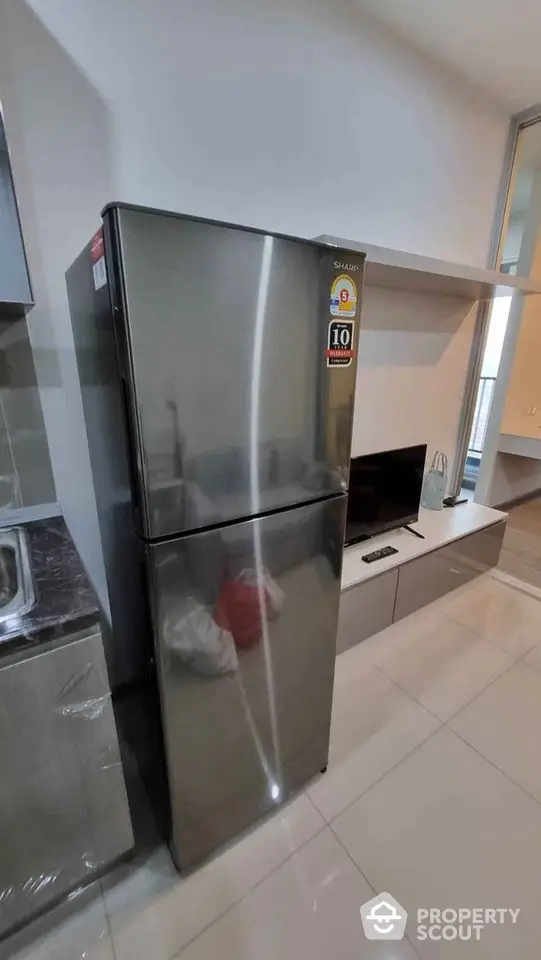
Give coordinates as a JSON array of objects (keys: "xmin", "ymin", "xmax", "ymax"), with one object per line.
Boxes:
[
  {"xmin": 0, "ymin": 0, "xmax": 114, "ymax": 604},
  {"xmin": 352, "ymin": 287, "xmax": 477, "ymax": 485},
  {"xmin": 0, "ymin": 0, "xmax": 508, "ymax": 593}
]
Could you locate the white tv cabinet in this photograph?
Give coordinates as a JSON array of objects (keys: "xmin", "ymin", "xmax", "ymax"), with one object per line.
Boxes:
[{"xmin": 338, "ymin": 503, "xmax": 507, "ymax": 654}]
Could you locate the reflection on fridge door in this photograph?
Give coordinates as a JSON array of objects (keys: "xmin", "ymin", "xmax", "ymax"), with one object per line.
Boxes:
[
  {"xmin": 67, "ymin": 202, "xmax": 364, "ymax": 869},
  {"xmin": 148, "ymin": 496, "xmax": 346, "ymax": 868}
]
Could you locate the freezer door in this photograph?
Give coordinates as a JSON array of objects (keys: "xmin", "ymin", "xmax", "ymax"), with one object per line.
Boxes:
[
  {"xmin": 146, "ymin": 495, "xmax": 345, "ymax": 868},
  {"xmin": 106, "ymin": 206, "xmax": 363, "ymax": 538}
]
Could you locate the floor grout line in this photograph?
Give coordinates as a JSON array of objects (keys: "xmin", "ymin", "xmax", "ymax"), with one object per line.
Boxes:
[
  {"xmin": 328, "ymin": 820, "xmax": 424, "ymax": 958},
  {"xmin": 102, "ymin": 894, "xmax": 119, "ymax": 960},
  {"xmin": 436, "ymin": 580, "xmax": 541, "ymax": 669},
  {"xmin": 324, "ymin": 725, "xmax": 443, "ymax": 826},
  {"xmin": 108, "ymin": 766, "xmax": 433, "ymax": 960},
  {"xmin": 100, "ymin": 798, "xmax": 326, "ymax": 942},
  {"xmin": 446, "ymin": 724, "xmax": 541, "ymax": 810},
  {"xmin": 339, "ymin": 606, "xmax": 525, "ymax": 751},
  {"xmin": 434, "ymin": 625, "xmax": 541, "ymax": 722},
  {"xmin": 327, "ymin": 821, "xmax": 377, "ymax": 892},
  {"xmin": 149, "ymin": 812, "xmax": 330, "ymax": 960},
  {"xmin": 331, "ymin": 654, "xmax": 541, "ymax": 829},
  {"xmin": 109, "ymin": 520, "xmax": 541, "ymax": 960},
  {"xmin": 443, "ymin": 581, "xmax": 541, "ymax": 655},
  {"xmin": 354, "ymin": 654, "xmax": 445, "ymax": 725},
  {"xmin": 362, "ymin": 625, "xmax": 516, "ymax": 729},
  {"xmin": 513, "ymin": 642, "xmax": 541, "ymax": 672},
  {"xmin": 436, "ymin": 651, "xmax": 517, "ymax": 722},
  {"xmin": 98, "ymin": 869, "xmax": 121, "ymax": 960},
  {"xmin": 323, "ymin": 600, "xmax": 541, "ymax": 822},
  {"xmin": 444, "ymin": 613, "xmax": 541, "ymax": 661}
]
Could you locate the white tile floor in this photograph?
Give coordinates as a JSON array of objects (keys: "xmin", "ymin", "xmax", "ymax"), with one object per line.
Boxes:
[{"xmin": 7, "ymin": 572, "xmax": 541, "ymax": 960}]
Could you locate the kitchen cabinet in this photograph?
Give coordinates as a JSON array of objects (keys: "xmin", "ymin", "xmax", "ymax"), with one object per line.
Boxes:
[
  {"xmin": 0, "ymin": 119, "xmax": 32, "ymax": 311},
  {"xmin": 337, "ymin": 570, "xmax": 398, "ymax": 654},
  {"xmin": 0, "ymin": 627, "xmax": 133, "ymax": 937}
]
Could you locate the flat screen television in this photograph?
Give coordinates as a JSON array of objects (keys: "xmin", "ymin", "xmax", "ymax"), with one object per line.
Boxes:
[{"xmin": 345, "ymin": 444, "xmax": 427, "ymax": 546}]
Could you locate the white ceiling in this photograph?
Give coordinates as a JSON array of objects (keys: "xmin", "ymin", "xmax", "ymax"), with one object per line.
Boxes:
[{"xmin": 358, "ymin": 0, "xmax": 541, "ymax": 113}]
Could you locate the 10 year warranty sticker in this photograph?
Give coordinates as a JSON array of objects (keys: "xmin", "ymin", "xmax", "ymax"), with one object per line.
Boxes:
[{"xmin": 326, "ymin": 320, "xmax": 355, "ymax": 367}]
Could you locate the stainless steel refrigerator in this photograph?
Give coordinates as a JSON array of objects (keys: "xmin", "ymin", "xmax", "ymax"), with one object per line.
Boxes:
[{"xmin": 67, "ymin": 204, "xmax": 364, "ymax": 869}]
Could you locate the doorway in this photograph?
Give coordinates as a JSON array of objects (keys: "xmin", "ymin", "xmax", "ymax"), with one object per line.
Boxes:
[
  {"xmin": 459, "ymin": 114, "xmax": 541, "ymax": 498},
  {"xmin": 463, "ymin": 295, "xmax": 512, "ymax": 493}
]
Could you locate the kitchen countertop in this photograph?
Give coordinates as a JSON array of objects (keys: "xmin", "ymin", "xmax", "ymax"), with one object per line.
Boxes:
[{"xmin": 0, "ymin": 515, "xmax": 100, "ymax": 656}]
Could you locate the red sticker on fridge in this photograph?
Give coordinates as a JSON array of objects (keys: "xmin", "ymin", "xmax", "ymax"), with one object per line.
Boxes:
[
  {"xmin": 326, "ymin": 320, "xmax": 355, "ymax": 367},
  {"xmin": 90, "ymin": 227, "xmax": 107, "ymax": 290},
  {"xmin": 90, "ymin": 228, "xmax": 104, "ymax": 263}
]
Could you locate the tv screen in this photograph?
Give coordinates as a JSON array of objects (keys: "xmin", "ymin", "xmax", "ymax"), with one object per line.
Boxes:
[{"xmin": 345, "ymin": 444, "xmax": 427, "ymax": 546}]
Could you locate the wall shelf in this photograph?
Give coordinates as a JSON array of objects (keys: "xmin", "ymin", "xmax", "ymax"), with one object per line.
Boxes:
[
  {"xmin": 498, "ymin": 433, "xmax": 541, "ymax": 460},
  {"xmin": 317, "ymin": 235, "xmax": 541, "ymax": 300},
  {"xmin": 0, "ymin": 300, "xmax": 34, "ymax": 319}
]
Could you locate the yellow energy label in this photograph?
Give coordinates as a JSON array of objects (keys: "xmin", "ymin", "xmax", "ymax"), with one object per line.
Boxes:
[{"xmin": 330, "ymin": 274, "xmax": 357, "ymax": 318}]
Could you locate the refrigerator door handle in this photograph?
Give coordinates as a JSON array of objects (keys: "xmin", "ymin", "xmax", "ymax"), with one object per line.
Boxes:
[{"xmin": 120, "ymin": 374, "xmax": 143, "ymax": 530}]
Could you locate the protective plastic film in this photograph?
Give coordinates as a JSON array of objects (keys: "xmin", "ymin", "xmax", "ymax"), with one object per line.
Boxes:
[{"xmin": 0, "ymin": 629, "xmax": 133, "ymax": 941}]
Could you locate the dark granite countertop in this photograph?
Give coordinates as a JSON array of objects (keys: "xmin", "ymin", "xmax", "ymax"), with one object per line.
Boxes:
[{"xmin": 0, "ymin": 515, "xmax": 100, "ymax": 657}]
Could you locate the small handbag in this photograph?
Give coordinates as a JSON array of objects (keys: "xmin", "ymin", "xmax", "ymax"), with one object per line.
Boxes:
[{"xmin": 421, "ymin": 451, "xmax": 448, "ymax": 511}]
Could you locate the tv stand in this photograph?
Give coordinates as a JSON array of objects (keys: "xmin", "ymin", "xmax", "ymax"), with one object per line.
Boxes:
[
  {"xmin": 402, "ymin": 524, "xmax": 425, "ymax": 540},
  {"xmin": 338, "ymin": 504, "xmax": 507, "ymax": 657}
]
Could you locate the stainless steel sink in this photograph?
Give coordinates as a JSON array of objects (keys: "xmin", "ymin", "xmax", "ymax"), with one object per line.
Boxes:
[{"xmin": 0, "ymin": 527, "xmax": 34, "ymax": 623}]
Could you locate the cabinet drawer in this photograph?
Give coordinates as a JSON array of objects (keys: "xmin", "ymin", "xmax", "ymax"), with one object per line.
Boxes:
[
  {"xmin": 337, "ymin": 569, "xmax": 398, "ymax": 654},
  {"xmin": 450, "ymin": 520, "xmax": 506, "ymax": 573},
  {"xmin": 394, "ymin": 521, "xmax": 506, "ymax": 622}
]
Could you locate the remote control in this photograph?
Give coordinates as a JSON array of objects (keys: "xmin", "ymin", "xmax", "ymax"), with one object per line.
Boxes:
[
  {"xmin": 443, "ymin": 496, "xmax": 468, "ymax": 508},
  {"xmin": 362, "ymin": 545, "xmax": 399, "ymax": 564}
]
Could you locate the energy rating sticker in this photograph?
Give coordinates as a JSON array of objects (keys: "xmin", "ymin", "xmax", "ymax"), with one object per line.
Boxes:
[
  {"xmin": 330, "ymin": 274, "xmax": 357, "ymax": 318},
  {"xmin": 326, "ymin": 320, "xmax": 355, "ymax": 367}
]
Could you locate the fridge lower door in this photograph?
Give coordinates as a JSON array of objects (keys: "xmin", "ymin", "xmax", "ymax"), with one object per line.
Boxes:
[{"xmin": 146, "ymin": 495, "xmax": 346, "ymax": 868}]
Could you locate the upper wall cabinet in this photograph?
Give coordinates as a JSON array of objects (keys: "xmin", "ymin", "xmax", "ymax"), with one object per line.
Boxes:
[{"xmin": 0, "ymin": 117, "xmax": 32, "ymax": 312}]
